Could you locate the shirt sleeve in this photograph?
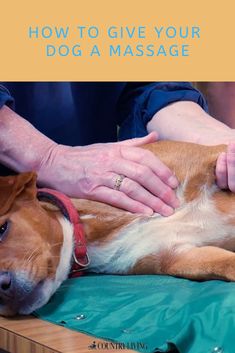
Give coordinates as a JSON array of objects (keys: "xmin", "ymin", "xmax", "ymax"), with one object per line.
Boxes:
[
  {"xmin": 117, "ymin": 82, "xmax": 208, "ymax": 140},
  {"xmin": 0, "ymin": 84, "xmax": 14, "ymax": 109}
]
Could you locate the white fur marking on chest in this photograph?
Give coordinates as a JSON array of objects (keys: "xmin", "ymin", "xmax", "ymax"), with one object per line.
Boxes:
[{"xmin": 52, "ymin": 216, "xmax": 74, "ymax": 292}]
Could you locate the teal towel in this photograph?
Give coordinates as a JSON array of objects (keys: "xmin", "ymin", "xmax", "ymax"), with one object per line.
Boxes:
[{"xmin": 34, "ymin": 274, "xmax": 234, "ymax": 353}]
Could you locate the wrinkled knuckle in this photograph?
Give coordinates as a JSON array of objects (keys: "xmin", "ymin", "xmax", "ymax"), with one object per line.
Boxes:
[
  {"xmin": 132, "ymin": 167, "xmax": 142, "ymax": 180},
  {"xmin": 122, "ymin": 178, "xmax": 133, "ymax": 195},
  {"xmin": 108, "ymin": 191, "xmax": 121, "ymax": 204},
  {"xmin": 122, "ymin": 178, "xmax": 135, "ymax": 196},
  {"xmin": 157, "ymin": 168, "xmax": 172, "ymax": 181},
  {"xmin": 134, "ymin": 166, "xmax": 149, "ymax": 181}
]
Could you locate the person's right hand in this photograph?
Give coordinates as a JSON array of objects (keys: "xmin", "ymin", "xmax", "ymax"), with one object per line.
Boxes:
[
  {"xmin": 37, "ymin": 132, "xmax": 179, "ymax": 216},
  {"xmin": 216, "ymin": 143, "xmax": 235, "ymax": 191}
]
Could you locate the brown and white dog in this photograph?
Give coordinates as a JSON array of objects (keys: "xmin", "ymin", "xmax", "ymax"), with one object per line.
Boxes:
[{"xmin": 0, "ymin": 140, "xmax": 235, "ymax": 316}]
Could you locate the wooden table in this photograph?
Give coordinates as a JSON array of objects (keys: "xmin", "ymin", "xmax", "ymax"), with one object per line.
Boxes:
[{"xmin": 0, "ymin": 316, "xmax": 133, "ymax": 353}]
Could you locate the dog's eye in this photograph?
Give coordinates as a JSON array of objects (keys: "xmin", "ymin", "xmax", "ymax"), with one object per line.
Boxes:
[{"xmin": 0, "ymin": 221, "xmax": 9, "ymax": 241}]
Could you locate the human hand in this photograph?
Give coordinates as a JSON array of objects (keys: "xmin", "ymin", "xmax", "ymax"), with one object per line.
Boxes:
[
  {"xmin": 37, "ymin": 132, "xmax": 179, "ymax": 216},
  {"xmin": 216, "ymin": 143, "xmax": 235, "ymax": 191}
]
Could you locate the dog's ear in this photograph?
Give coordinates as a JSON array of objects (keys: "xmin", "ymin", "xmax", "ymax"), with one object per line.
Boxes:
[{"xmin": 0, "ymin": 172, "xmax": 37, "ymax": 216}]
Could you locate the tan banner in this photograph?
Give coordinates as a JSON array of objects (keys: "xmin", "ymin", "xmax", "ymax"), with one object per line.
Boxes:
[{"xmin": 0, "ymin": 0, "xmax": 234, "ymax": 81}]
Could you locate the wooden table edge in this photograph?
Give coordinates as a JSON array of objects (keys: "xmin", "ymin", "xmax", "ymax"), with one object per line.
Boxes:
[{"xmin": 0, "ymin": 316, "xmax": 135, "ymax": 353}]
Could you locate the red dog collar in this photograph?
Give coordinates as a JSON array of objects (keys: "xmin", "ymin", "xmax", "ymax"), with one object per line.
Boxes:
[{"xmin": 37, "ymin": 188, "xmax": 89, "ymax": 278}]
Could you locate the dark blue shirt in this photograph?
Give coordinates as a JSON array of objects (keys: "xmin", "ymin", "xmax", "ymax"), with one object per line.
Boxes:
[{"xmin": 1, "ymin": 82, "xmax": 207, "ymax": 146}]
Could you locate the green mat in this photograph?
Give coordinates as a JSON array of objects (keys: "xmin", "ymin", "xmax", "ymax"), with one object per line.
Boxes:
[{"xmin": 34, "ymin": 274, "xmax": 234, "ymax": 353}]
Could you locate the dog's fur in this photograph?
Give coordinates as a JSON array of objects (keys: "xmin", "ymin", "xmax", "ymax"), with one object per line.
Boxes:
[{"xmin": 1, "ymin": 141, "xmax": 235, "ymax": 316}]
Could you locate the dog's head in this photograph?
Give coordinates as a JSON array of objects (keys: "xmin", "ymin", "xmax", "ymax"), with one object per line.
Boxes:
[{"xmin": 0, "ymin": 172, "xmax": 64, "ymax": 316}]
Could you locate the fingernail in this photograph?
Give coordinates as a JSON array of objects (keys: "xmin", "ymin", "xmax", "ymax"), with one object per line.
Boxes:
[
  {"xmin": 167, "ymin": 176, "xmax": 178, "ymax": 189},
  {"xmin": 161, "ymin": 205, "xmax": 174, "ymax": 217}
]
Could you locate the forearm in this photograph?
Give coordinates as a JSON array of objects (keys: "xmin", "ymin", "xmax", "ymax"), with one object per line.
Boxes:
[
  {"xmin": 147, "ymin": 101, "xmax": 234, "ymax": 145},
  {"xmin": 0, "ymin": 105, "xmax": 57, "ymax": 172}
]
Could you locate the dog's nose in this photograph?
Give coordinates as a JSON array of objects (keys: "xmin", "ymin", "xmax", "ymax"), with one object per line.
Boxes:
[{"xmin": 0, "ymin": 272, "xmax": 12, "ymax": 294}]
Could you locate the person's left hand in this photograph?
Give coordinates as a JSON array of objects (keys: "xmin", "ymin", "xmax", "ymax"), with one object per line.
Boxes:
[{"xmin": 216, "ymin": 143, "xmax": 235, "ymax": 191}]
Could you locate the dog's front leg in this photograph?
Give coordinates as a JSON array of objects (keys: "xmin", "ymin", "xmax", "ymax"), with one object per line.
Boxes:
[{"xmin": 165, "ymin": 246, "xmax": 235, "ymax": 281}]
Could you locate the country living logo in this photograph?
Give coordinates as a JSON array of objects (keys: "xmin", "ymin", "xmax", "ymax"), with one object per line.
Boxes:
[{"xmin": 88, "ymin": 340, "xmax": 148, "ymax": 350}]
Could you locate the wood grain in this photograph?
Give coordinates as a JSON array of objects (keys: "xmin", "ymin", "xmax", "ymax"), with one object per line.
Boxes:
[{"xmin": 0, "ymin": 316, "xmax": 134, "ymax": 353}]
